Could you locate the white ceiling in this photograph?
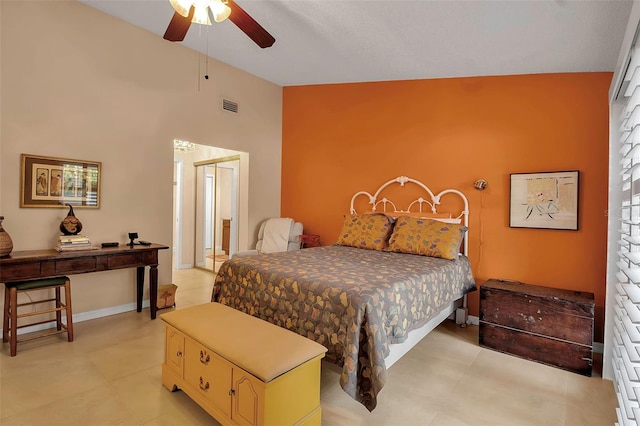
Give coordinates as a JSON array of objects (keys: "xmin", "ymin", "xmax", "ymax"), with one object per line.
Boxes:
[{"xmin": 81, "ymin": 0, "xmax": 634, "ymax": 87}]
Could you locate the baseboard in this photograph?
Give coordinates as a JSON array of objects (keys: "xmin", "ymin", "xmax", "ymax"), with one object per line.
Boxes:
[
  {"xmin": 5, "ymin": 305, "xmax": 607, "ymax": 355},
  {"xmin": 467, "ymin": 315, "xmax": 604, "ymax": 354},
  {"xmin": 1, "ymin": 299, "xmax": 150, "ymax": 336}
]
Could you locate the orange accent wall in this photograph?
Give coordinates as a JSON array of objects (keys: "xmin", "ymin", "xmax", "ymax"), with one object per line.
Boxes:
[{"xmin": 282, "ymin": 73, "xmax": 611, "ymax": 341}]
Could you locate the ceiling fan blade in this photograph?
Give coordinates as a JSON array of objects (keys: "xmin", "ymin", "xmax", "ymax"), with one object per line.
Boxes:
[
  {"xmin": 227, "ymin": 0, "xmax": 275, "ymax": 49},
  {"xmin": 163, "ymin": 6, "xmax": 195, "ymax": 42}
]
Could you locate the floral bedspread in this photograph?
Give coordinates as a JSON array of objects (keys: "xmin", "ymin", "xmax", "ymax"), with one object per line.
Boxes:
[{"xmin": 211, "ymin": 245, "xmax": 476, "ymax": 411}]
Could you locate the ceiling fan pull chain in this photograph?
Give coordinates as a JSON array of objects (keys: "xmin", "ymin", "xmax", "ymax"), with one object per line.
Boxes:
[
  {"xmin": 204, "ymin": 26, "xmax": 209, "ymax": 80},
  {"xmin": 197, "ymin": 39, "xmax": 201, "ymax": 90},
  {"xmin": 197, "ymin": 23, "xmax": 203, "ymax": 90}
]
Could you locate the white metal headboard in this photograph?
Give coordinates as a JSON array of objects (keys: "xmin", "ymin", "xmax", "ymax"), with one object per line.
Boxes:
[{"xmin": 349, "ymin": 176, "xmax": 470, "ymax": 255}]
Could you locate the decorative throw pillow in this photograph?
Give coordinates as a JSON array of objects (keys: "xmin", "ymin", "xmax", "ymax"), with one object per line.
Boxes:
[
  {"xmin": 386, "ymin": 216, "xmax": 467, "ymax": 260},
  {"xmin": 366, "ymin": 211, "xmax": 462, "ymax": 224},
  {"xmin": 335, "ymin": 213, "xmax": 395, "ymax": 250}
]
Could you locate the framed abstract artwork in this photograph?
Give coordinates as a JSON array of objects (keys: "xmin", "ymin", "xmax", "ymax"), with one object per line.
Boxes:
[
  {"xmin": 509, "ymin": 170, "xmax": 579, "ymax": 230},
  {"xmin": 20, "ymin": 154, "xmax": 101, "ymax": 208}
]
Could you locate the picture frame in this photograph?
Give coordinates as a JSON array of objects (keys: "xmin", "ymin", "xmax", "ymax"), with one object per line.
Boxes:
[
  {"xmin": 509, "ymin": 170, "xmax": 579, "ymax": 230},
  {"xmin": 20, "ymin": 154, "xmax": 101, "ymax": 208}
]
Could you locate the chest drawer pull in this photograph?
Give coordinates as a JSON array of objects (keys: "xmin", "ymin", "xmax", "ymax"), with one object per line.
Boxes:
[
  {"xmin": 200, "ymin": 350, "xmax": 210, "ymax": 364},
  {"xmin": 176, "ymin": 350, "xmax": 182, "ymax": 358},
  {"xmin": 199, "ymin": 377, "xmax": 210, "ymax": 391}
]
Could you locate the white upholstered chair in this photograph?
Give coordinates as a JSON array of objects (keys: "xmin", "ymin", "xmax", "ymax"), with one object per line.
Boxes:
[{"xmin": 232, "ymin": 218, "xmax": 303, "ymax": 258}]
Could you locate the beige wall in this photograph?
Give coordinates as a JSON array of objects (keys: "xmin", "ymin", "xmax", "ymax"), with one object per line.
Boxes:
[{"xmin": 1, "ymin": 1, "xmax": 282, "ymax": 319}]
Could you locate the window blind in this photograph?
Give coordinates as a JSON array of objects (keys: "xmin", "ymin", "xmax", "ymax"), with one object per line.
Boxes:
[{"xmin": 615, "ymin": 45, "xmax": 640, "ymax": 426}]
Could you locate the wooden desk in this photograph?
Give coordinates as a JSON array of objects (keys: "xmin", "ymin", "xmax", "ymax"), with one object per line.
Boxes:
[{"xmin": 0, "ymin": 243, "xmax": 169, "ymax": 319}]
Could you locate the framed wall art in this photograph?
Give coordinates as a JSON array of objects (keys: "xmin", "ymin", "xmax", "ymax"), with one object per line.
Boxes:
[
  {"xmin": 509, "ymin": 170, "xmax": 579, "ymax": 230},
  {"xmin": 20, "ymin": 154, "xmax": 101, "ymax": 208}
]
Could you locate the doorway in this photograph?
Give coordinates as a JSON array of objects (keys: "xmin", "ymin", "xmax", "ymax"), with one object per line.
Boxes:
[
  {"xmin": 194, "ymin": 156, "xmax": 240, "ymax": 272},
  {"xmin": 172, "ymin": 144, "xmax": 247, "ymax": 274}
]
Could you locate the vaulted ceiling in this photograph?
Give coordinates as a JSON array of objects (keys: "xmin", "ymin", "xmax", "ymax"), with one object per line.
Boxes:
[{"xmin": 82, "ymin": 0, "xmax": 634, "ymax": 87}]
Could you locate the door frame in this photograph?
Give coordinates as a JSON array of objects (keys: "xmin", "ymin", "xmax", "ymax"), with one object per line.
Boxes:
[{"xmin": 173, "ymin": 159, "xmax": 190, "ymax": 270}]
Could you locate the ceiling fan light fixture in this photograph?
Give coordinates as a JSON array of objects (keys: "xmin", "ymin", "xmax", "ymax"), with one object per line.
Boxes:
[
  {"xmin": 169, "ymin": 0, "xmax": 192, "ymax": 17},
  {"xmin": 191, "ymin": 2, "xmax": 212, "ymax": 25},
  {"xmin": 163, "ymin": 0, "xmax": 275, "ymax": 48},
  {"xmin": 210, "ymin": 0, "xmax": 231, "ymax": 22}
]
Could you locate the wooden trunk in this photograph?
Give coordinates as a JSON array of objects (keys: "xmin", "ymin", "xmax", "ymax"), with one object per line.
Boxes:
[{"xmin": 479, "ymin": 279, "xmax": 594, "ymax": 376}]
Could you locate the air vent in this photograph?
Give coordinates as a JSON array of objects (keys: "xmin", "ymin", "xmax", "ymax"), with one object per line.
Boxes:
[{"xmin": 222, "ymin": 98, "xmax": 239, "ymax": 114}]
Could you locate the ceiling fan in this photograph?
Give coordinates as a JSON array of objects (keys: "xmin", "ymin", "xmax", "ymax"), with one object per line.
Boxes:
[{"xmin": 163, "ymin": 0, "xmax": 275, "ymax": 48}]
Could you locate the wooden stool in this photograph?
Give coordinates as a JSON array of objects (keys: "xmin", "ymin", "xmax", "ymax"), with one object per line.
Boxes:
[{"xmin": 2, "ymin": 276, "xmax": 74, "ymax": 356}]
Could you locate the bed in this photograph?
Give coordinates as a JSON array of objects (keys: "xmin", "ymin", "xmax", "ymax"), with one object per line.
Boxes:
[{"xmin": 211, "ymin": 176, "xmax": 476, "ymax": 411}]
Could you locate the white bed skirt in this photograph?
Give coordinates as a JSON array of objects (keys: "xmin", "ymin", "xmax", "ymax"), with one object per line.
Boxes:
[{"xmin": 385, "ymin": 297, "xmax": 463, "ymax": 368}]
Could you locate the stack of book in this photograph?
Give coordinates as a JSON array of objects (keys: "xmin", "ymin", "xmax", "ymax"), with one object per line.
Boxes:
[{"xmin": 56, "ymin": 235, "xmax": 98, "ymax": 252}]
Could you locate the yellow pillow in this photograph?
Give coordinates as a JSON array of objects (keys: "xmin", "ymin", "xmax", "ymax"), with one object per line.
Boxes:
[
  {"xmin": 386, "ymin": 216, "xmax": 467, "ymax": 260},
  {"xmin": 335, "ymin": 213, "xmax": 394, "ymax": 250},
  {"xmin": 366, "ymin": 211, "xmax": 462, "ymax": 224}
]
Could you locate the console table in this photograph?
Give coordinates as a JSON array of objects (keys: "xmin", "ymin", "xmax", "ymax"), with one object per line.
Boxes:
[{"xmin": 0, "ymin": 243, "xmax": 169, "ymax": 319}]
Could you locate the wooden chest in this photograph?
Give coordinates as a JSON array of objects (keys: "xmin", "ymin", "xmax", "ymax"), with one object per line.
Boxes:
[
  {"xmin": 161, "ymin": 303, "xmax": 327, "ymax": 425},
  {"xmin": 479, "ymin": 279, "xmax": 594, "ymax": 376}
]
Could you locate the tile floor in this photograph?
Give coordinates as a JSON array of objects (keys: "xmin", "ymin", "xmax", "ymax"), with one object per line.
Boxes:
[{"xmin": 0, "ymin": 267, "xmax": 618, "ymax": 425}]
